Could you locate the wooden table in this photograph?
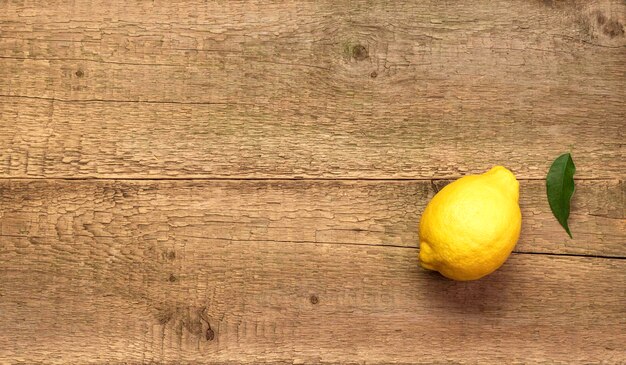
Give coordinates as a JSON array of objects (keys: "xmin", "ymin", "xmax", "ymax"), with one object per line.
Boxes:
[{"xmin": 1, "ymin": 1, "xmax": 624, "ymax": 364}]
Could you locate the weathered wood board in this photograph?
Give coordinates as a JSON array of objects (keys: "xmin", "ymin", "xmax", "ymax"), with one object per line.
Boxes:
[
  {"xmin": 1, "ymin": 0, "xmax": 624, "ymax": 363},
  {"xmin": 0, "ymin": 0, "xmax": 624, "ymax": 179}
]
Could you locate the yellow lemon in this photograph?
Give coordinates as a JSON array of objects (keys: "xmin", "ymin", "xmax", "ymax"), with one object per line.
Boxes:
[{"xmin": 419, "ymin": 166, "xmax": 522, "ymax": 281}]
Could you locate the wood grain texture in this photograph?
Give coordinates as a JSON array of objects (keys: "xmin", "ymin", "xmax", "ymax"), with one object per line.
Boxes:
[
  {"xmin": 0, "ymin": 180, "xmax": 625, "ymax": 363},
  {"xmin": 0, "ymin": 180, "xmax": 623, "ymax": 257},
  {"xmin": 1, "ymin": 1, "xmax": 625, "ymax": 364},
  {"xmin": 1, "ymin": 0, "xmax": 625, "ymax": 178},
  {"xmin": 1, "ymin": 233, "xmax": 625, "ymax": 363}
]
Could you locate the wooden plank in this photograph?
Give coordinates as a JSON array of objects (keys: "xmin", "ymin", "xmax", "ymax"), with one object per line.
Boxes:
[
  {"xmin": 0, "ymin": 179, "xmax": 623, "ymax": 260},
  {"xmin": 0, "ymin": 181, "xmax": 623, "ymax": 363},
  {"xmin": 1, "ymin": 236, "xmax": 624, "ymax": 364},
  {"xmin": 1, "ymin": 0, "xmax": 625, "ymax": 178}
]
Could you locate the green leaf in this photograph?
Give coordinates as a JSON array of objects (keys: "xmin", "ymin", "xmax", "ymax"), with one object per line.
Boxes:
[{"xmin": 546, "ymin": 153, "xmax": 576, "ymax": 238}]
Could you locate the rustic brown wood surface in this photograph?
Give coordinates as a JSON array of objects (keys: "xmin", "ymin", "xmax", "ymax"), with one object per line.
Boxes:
[
  {"xmin": 0, "ymin": 0, "xmax": 625, "ymax": 364},
  {"xmin": 1, "ymin": 0, "xmax": 625, "ymax": 179}
]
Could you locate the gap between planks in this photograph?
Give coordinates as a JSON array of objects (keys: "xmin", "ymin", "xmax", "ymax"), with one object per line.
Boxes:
[{"xmin": 1, "ymin": 231, "xmax": 624, "ymax": 260}]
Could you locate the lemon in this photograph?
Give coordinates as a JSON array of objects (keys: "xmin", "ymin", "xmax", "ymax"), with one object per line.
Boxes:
[{"xmin": 419, "ymin": 166, "xmax": 522, "ymax": 281}]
